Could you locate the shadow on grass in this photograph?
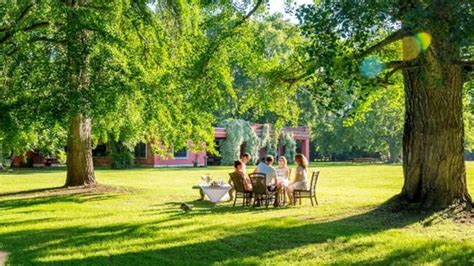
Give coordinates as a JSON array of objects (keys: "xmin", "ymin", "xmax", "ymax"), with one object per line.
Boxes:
[
  {"xmin": 147, "ymin": 200, "xmax": 284, "ymax": 217},
  {"xmin": 1, "ymin": 195, "xmax": 471, "ymax": 265},
  {"xmin": 0, "ymin": 186, "xmax": 66, "ymax": 197},
  {"xmin": 0, "ymin": 193, "xmax": 121, "ymax": 211},
  {"xmin": 0, "ymin": 167, "xmax": 66, "ymax": 175},
  {"xmin": 0, "ymin": 184, "xmax": 128, "ymax": 211}
]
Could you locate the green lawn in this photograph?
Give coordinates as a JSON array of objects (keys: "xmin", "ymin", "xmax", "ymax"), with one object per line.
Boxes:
[{"xmin": 0, "ymin": 163, "xmax": 473, "ymax": 265}]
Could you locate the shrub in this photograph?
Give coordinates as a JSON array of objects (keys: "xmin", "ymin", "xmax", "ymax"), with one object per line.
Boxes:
[{"xmin": 111, "ymin": 142, "xmax": 134, "ymax": 169}]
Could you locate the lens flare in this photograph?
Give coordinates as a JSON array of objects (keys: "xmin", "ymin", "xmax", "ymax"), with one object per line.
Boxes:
[
  {"xmin": 416, "ymin": 32, "xmax": 432, "ymax": 51},
  {"xmin": 403, "ymin": 36, "xmax": 420, "ymax": 60},
  {"xmin": 403, "ymin": 32, "xmax": 432, "ymax": 60},
  {"xmin": 360, "ymin": 56, "xmax": 385, "ymax": 79}
]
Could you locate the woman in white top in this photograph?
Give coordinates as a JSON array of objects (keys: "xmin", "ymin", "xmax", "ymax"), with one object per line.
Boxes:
[
  {"xmin": 276, "ymin": 156, "xmax": 290, "ymax": 188},
  {"xmin": 286, "ymin": 154, "xmax": 309, "ymax": 205}
]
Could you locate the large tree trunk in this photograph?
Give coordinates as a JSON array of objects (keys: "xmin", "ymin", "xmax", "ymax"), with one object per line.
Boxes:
[
  {"xmin": 65, "ymin": 115, "xmax": 96, "ymax": 186},
  {"xmin": 401, "ymin": 39, "xmax": 471, "ymax": 209},
  {"xmin": 64, "ymin": 0, "xmax": 96, "ymax": 187}
]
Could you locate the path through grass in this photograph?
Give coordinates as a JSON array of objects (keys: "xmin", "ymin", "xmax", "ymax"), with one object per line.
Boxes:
[{"xmin": 0, "ymin": 163, "xmax": 473, "ymax": 265}]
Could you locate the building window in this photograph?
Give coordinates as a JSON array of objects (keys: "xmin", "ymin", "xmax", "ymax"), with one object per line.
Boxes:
[
  {"xmin": 92, "ymin": 144, "xmax": 107, "ymax": 157},
  {"xmin": 173, "ymin": 147, "xmax": 188, "ymax": 159},
  {"xmin": 134, "ymin": 143, "xmax": 147, "ymax": 158}
]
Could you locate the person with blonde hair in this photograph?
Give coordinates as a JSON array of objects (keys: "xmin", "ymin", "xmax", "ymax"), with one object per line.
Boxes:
[
  {"xmin": 286, "ymin": 154, "xmax": 309, "ymax": 205},
  {"xmin": 276, "ymin": 156, "xmax": 290, "ymax": 188}
]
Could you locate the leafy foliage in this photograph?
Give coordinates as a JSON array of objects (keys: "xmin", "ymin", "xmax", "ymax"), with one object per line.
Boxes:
[
  {"xmin": 314, "ymin": 83, "xmax": 404, "ymax": 162},
  {"xmin": 110, "ymin": 142, "xmax": 134, "ymax": 169},
  {"xmin": 219, "ymin": 119, "xmax": 260, "ymax": 165},
  {"xmin": 280, "ymin": 131, "xmax": 296, "ymax": 163},
  {"xmin": 0, "ymin": 1, "xmax": 307, "ymax": 166},
  {"xmin": 464, "ymin": 80, "xmax": 474, "ymax": 152},
  {"xmin": 260, "ymin": 124, "xmax": 278, "ymax": 157},
  {"xmin": 296, "ymin": 1, "xmax": 474, "ymax": 163}
]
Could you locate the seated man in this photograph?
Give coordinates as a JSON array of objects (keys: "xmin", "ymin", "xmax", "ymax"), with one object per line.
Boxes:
[
  {"xmin": 255, "ymin": 155, "xmax": 277, "ymax": 188},
  {"xmin": 254, "ymin": 155, "xmax": 281, "ymax": 206}
]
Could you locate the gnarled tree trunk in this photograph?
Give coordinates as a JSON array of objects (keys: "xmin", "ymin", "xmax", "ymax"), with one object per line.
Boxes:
[
  {"xmin": 401, "ymin": 36, "xmax": 471, "ymax": 209},
  {"xmin": 65, "ymin": 115, "xmax": 96, "ymax": 187}
]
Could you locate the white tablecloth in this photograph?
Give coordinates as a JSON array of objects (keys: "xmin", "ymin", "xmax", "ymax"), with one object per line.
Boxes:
[{"xmin": 199, "ymin": 184, "xmax": 231, "ymax": 203}]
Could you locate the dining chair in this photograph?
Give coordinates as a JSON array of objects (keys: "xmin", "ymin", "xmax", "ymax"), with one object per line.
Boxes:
[
  {"xmin": 229, "ymin": 173, "xmax": 253, "ymax": 207},
  {"xmin": 293, "ymin": 171, "xmax": 320, "ymax": 206}
]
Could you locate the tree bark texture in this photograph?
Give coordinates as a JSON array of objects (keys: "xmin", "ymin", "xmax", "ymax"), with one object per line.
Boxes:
[
  {"xmin": 401, "ymin": 39, "xmax": 471, "ymax": 209},
  {"xmin": 65, "ymin": 115, "xmax": 96, "ymax": 186}
]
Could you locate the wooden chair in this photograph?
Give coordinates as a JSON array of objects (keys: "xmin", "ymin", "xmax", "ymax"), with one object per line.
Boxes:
[
  {"xmin": 229, "ymin": 173, "xmax": 252, "ymax": 207},
  {"xmin": 293, "ymin": 171, "xmax": 320, "ymax": 206},
  {"xmin": 249, "ymin": 173, "xmax": 275, "ymax": 208}
]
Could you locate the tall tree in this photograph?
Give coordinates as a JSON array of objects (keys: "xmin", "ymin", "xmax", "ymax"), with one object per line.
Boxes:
[
  {"xmin": 1, "ymin": 1, "xmax": 296, "ymax": 187},
  {"xmin": 0, "ymin": 1, "xmax": 217, "ymax": 186},
  {"xmin": 297, "ymin": 0, "xmax": 474, "ymax": 209}
]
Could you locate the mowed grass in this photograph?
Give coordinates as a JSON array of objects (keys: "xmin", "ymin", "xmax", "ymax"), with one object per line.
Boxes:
[{"xmin": 0, "ymin": 163, "xmax": 473, "ymax": 265}]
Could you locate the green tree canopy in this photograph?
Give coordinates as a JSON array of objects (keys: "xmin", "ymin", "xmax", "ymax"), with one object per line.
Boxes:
[
  {"xmin": 0, "ymin": 0, "xmax": 306, "ymax": 184},
  {"xmin": 297, "ymin": 0, "xmax": 474, "ymax": 209}
]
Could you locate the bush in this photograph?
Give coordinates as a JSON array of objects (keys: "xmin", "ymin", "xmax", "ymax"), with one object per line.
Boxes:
[{"xmin": 111, "ymin": 142, "xmax": 134, "ymax": 169}]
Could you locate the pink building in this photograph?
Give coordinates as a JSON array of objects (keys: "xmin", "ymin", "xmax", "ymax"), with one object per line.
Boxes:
[{"xmin": 12, "ymin": 125, "xmax": 310, "ymax": 167}]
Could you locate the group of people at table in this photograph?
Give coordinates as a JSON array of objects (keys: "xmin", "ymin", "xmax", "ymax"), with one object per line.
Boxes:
[{"xmin": 230, "ymin": 153, "xmax": 309, "ymax": 206}]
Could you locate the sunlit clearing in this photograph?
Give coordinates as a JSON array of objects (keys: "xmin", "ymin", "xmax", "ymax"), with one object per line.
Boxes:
[{"xmin": 360, "ymin": 56, "xmax": 385, "ymax": 79}]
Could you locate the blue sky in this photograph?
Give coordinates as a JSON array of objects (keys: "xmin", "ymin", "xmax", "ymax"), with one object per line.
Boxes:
[{"xmin": 268, "ymin": 0, "xmax": 314, "ymax": 22}]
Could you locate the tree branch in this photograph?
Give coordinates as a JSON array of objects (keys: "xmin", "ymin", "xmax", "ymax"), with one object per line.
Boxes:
[
  {"xmin": 0, "ymin": 21, "xmax": 49, "ymax": 46},
  {"xmin": 232, "ymin": 0, "xmax": 264, "ymax": 29},
  {"xmin": 453, "ymin": 60, "xmax": 474, "ymax": 67},
  {"xmin": 198, "ymin": 0, "xmax": 264, "ymax": 70},
  {"xmin": 5, "ymin": 36, "xmax": 66, "ymax": 56},
  {"xmin": 31, "ymin": 36, "xmax": 66, "ymax": 44},
  {"xmin": 21, "ymin": 21, "xmax": 49, "ymax": 32},
  {"xmin": 277, "ymin": 59, "xmax": 319, "ymax": 84},
  {"xmin": 0, "ymin": 2, "xmax": 35, "ymax": 31},
  {"xmin": 359, "ymin": 29, "xmax": 408, "ymax": 58},
  {"xmin": 383, "ymin": 67, "xmax": 402, "ymax": 84},
  {"xmin": 16, "ymin": 2, "xmax": 35, "ymax": 25},
  {"xmin": 280, "ymin": 70, "xmax": 312, "ymax": 84},
  {"xmin": 453, "ymin": 60, "xmax": 474, "ymax": 72},
  {"xmin": 383, "ymin": 61, "xmax": 420, "ymax": 83},
  {"xmin": 1, "ymin": 20, "xmax": 48, "ymax": 43},
  {"xmin": 385, "ymin": 60, "xmax": 404, "ymax": 69},
  {"xmin": 0, "ymin": 31, "xmax": 13, "ymax": 46}
]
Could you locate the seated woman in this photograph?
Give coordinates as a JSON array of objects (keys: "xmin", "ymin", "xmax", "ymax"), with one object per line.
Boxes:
[
  {"xmin": 286, "ymin": 154, "xmax": 309, "ymax": 205},
  {"xmin": 228, "ymin": 160, "xmax": 252, "ymax": 200},
  {"xmin": 276, "ymin": 156, "xmax": 290, "ymax": 188}
]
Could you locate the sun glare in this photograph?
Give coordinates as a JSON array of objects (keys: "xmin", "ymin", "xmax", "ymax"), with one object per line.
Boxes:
[
  {"xmin": 360, "ymin": 56, "xmax": 385, "ymax": 79},
  {"xmin": 403, "ymin": 32, "xmax": 432, "ymax": 61}
]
